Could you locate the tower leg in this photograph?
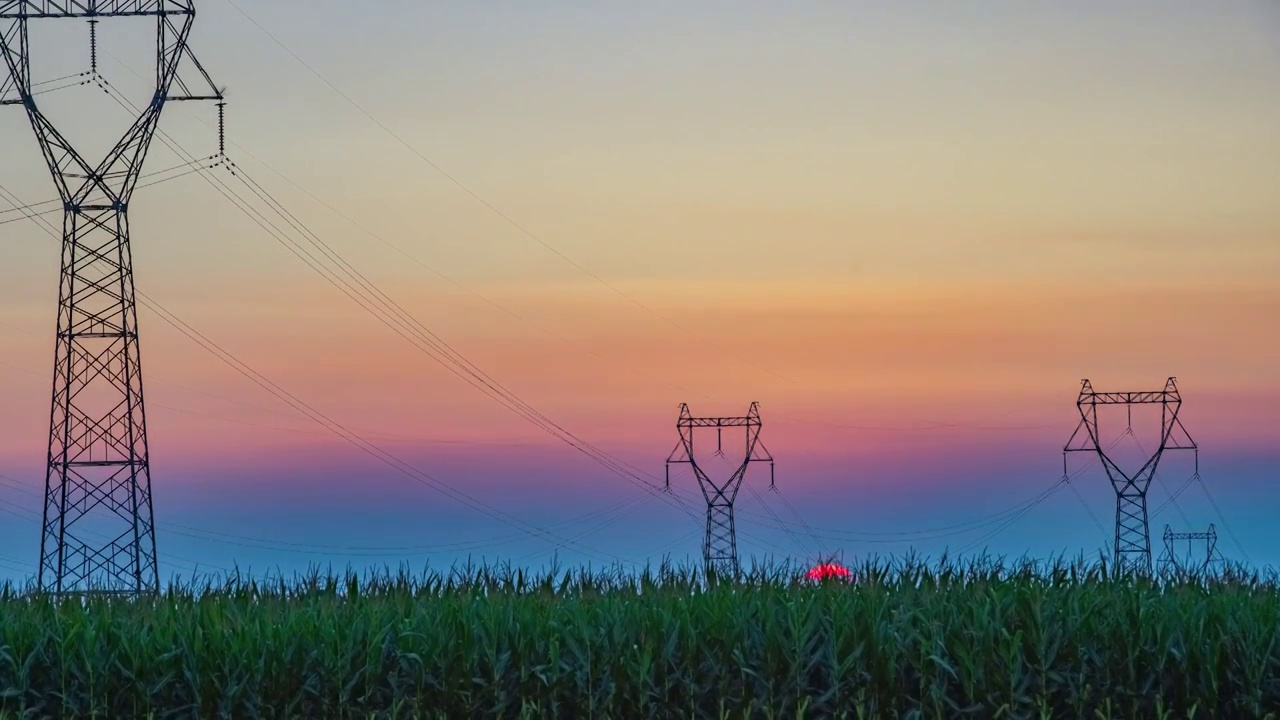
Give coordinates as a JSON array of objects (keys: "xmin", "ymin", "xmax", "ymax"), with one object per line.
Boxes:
[
  {"xmin": 1113, "ymin": 489, "xmax": 1151, "ymax": 575},
  {"xmin": 39, "ymin": 207, "xmax": 157, "ymax": 595},
  {"xmin": 704, "ymin": 502, "xmax": 737, "ymax": 576}
]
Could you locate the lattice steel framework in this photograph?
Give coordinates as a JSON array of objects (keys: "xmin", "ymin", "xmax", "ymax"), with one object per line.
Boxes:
[
  {"xmin": 1064, "ymin": 377, "xmax": 1197, "ymax": 575},
  {"xmin": 0, "ymin": 0, "xmax": 221, "ymax": 594},
  {"xmin": 666, "ymin": 402, "xmax": 774, "ymax": 576},
  {"xmin": 1157, "ymin": 524, "xmax": 1221, "ymax": 576}
]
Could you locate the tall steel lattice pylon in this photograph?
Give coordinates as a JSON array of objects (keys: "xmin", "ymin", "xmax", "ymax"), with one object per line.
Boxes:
[
  {"xmin": 0, "ymin": 1, "xmax": 223, "ymax": 595},
  {"xmin": 1064, "ymin": 377, "xmax": 1197, "ymax": 575},
  {"xmin": 1157, "ymin": 524, "xmax": 1221, "ymax": 577},
  {"xmin": 666, "ymin": 402, "xmax": 774, "ymax": 576}
]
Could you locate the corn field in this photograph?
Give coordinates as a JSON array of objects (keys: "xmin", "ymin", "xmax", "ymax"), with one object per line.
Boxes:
[{"xmin": 0, "ymin": 556, "xmax": 1277, "ymax": 719}]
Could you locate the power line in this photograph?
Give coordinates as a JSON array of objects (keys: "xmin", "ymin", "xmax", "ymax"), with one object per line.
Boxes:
[
  {"xmin": 743, "ymin": 483, "xmax": 818, "ymax": 560},
  {"xmin": 517, "ymin": 493, "xmax": 657, "ymax": 564},
  {"xmin": 0, "ymin": 212, "xmax": 1124, "ymax": 568},
  {"xmin": 100, "ymin": 77, "xmax": 665, "ymax": 486},
  {"xmin": 82, "ymin": 75, "xmax": 748, "ymax": 559},
  {"xmin": 0, "ymin": 181, "xmax": 644, "ymax": 568},
  {"xmin": 1126, "ymin": 429, "xmax": 1195, "ymax": 530},
  {"xmin": 98, "ymin": 84, "xmax": 704, "ymax": 500},
  {"xmin": 0, "ymin": 156, "xmax": 217, "ymax": 216},
  {"xmin": 0, "ymin": 468, "xmax": 675, "ymax": 572},
  {"xmin": 0, "ymin": 158, "xmax": 215, "ymax": 226},
  {"xmin": 92, "ymin": 50, "xmax": 715, "ymax": 408},
  {"xmin": 222, "ymin": 0, "xmax": 799, "ymax": 389},
  {"xmin": 0, "ymin": 351, "xmax": 538, "ymax": 449},
  {"xmin": 97, "ymin": 49, "xmax": 1052, "ymax": 438},
  {"xmin": 687, "ymin": 470, "xmax": 1074, "ymax": 549},
  {"xmin": 761, "ymin": 484, "xmax": 828, "ymax": 559},
  {"xmin": 0, "ymin": 487, "xmax": 237, "ymax": 578},
  {"xmin": 953, "ymin": 478, "xmax": 1066, "ymax": 556},
  {"xmin": 1063, "ymin": 472, "xmax": 1112, "ymax": 553},
  {"xmin": 140, "ymin": 297, "xmax": 646, "ymax": 567},
  {"xmin": 1120, "ymin": 421, "xmax": 1247, "ymax": 566},
  {"xmin": 0, "ymin": 473, "xmax": 690, "ymax": 566},
  {"xmin": 217, "ymin": 3, "xmax": 1072, "ymax": 437},
  {"xmin": 215, "ymin": 150, "xmax": 714, "ymax": 403},
  {"xmin": 1196, "ymin": 478, "xmax": 1251, "ymax": 565},
  {"xmin": 729, "ymin": 460, "xmax": 1099, "ymax": 541}
]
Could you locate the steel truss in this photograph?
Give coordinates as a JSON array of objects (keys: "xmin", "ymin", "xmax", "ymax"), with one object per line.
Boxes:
[
  {"xmin": 0, "ymin": 0, "xmax": 220, "ymax": 595},
  {"xmin": 1064, "ymin": 377, "xmax": 1197, "ymax": 575},
  {"xmin": 0, "ymin": 2, "xmax": 194, "ymax": 19},
  {"xmin": 1157, "ymin": 524, "xmax": 1221, "ymax": 576},
  {"xmin": 666, "ymin": 402, "xmax": 774, "ymax": 576}
]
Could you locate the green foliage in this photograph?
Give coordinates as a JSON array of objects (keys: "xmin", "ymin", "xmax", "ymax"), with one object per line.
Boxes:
[{"xmin": 0, "ymin": 555, "xmax": 1278, "ymax": 719}]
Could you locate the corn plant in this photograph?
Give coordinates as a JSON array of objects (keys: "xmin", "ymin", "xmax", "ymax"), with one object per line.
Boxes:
[{"xmin": 0, "ymin": 555, "xmax": 1277, "ymax": 718}]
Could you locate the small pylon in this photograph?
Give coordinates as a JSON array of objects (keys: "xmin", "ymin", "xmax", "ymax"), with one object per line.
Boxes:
[
  {"xmin": 666, "ymin": 402, "xmax": 774, "ymax": 577},
  {"xmin": 1157, "ymin": 524, "xmax": 1222, "ymax": 576},
  {"xmin": 1064, "ymin": 377, "xmax": 1197, "ymax": 575}
]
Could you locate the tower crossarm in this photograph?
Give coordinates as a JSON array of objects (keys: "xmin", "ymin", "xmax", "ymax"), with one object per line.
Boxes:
[
  {"xmin": 1080, "ymin": 390, "xmax": 1176, "ymax": 405},
  {"xmin": 1076, "ymin": 377, "xmax": 1181, "ymax": 406},
  {"xmin": 1166, "ymin": 531, "xmax": 1214, "ymax": 542},
  {"xmin": 0, "ymin": 1, "xmax": 193, "ymax": 18},
  {"xmin": 678, "ymin": 416, "xmax": 757, "ymax": 428}
]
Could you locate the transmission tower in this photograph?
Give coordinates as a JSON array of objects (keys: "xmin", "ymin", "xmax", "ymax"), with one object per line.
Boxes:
[
  {"xmin": 1157, "ymin": 524, "xmax": 1222, "ymax": 576},
  {"xmin": 666, "ymin": 402, "xmax": 774, "ymax": 576},
  {"xmin": 0, "ymin": 1, "xmax": 223, "ymax": 595},
  {"xmin": 1064, "ymin": 377, "xmax": 1197, "ymax": 575}
]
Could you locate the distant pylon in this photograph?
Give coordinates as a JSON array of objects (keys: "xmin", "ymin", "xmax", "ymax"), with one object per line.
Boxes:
[
  {"xmin": 1, "ymin": 1, "xmax": 224, "ymax": 595},
  {"xmin": 1064, "ymin": 377, "xmax": 1197, "ymax": 575},
  {"xmin": 1157, "ymin": 524, "xmax": 1222, "ymax": 576},
  {"xmin": 666, "ymin": 402, "xmax": 774, "ymax": 576}
]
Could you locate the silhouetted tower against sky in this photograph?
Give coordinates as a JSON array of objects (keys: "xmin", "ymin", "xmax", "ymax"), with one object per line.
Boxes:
[
  {"xmin": 1064, "ymin": 378, "xmax": 1197, "ymax": 575},
  {"xmin": 666, "ymin": 403, "xmax": 774, "ymax": 576},
  {"xmin": 0, "ymin": 1, "xmax": 223, "ymax": 595},
  {"xmin": 1157, "ymin": 524, "xmax": 1221, "ymax": 576}
]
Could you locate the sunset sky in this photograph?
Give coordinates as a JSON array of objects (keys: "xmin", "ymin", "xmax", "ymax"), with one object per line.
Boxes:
[{"xmin": 0, "ymin": 0, "xmax": 1277, "ymax": 583}]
